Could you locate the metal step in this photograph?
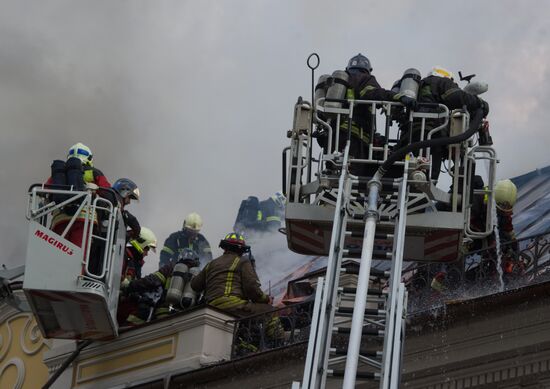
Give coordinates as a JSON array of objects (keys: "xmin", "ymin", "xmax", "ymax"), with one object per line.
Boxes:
[
  {"xmin": 336, "ymin": 307, "xmax": 386, "ymax": 317},
  {"xmin": 342, "ymin": 267, "xmax": 390, "ymax": 278},
  {"xmin": 344, "ymin": 248, "xmax": 392, "ymax": 258},
  {"xmin": 327, "ymin": 369, "xmax": 381, "ymax": 380},
  {"xmin": 347, "ymin": 231, "xmax": 394, "ymax": 240},
  {"xmin": 340, "ymin": 287, "xmax": 387, "ymax": 296},
  {"xmin": 333, "ymin": 327, "xmax": 385, "ymax": 337},
  {"xmin": 330, "ymin": 348, "xmax": 383, "ymax": 359}
]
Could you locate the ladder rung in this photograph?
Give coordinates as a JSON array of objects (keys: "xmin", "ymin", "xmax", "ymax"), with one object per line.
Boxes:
[
  {"xmin": 333, "ymin": 327, "xmax": 385, "ymax": 337},
  {"xmin": 341, "ymin": 287, "xmax": 387, "ymax": 296},
  {"xmin": 337, "ymin": 307, "xmax": 386, "ymax": 317},
  {"xmin": 343, "ymin": 248, "xmax": 391, "ymax": 259},
  {"xmin": 331, "ymin": 348, "xmax": 383, "ymax": 359},
  {"xmin": 343, "ymin": 267, "xmax": 390, "ymax": 278},
  {"xmin": 347, "ymin": 231, "xmax": 394, "ymax": 240},
  {"xmin": 328, "ymin": 369, "xmax": 380, "ymax": 380}
]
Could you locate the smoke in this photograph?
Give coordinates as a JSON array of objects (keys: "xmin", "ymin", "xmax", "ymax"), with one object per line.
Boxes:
[{"xmin": 1, "ymin": 1, "xmax": 549, "ymax": 279}]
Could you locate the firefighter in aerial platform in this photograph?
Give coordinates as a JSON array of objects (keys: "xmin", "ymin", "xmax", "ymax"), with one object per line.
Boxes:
[
  {"xmin": 397, "ymin": 66, "xmax": 491, "ymax": 181},
  {"xmin": 316, "ymin": 53, "xmax": 416, "ymax": 174},
  {"xmin": 112, "ymin": 178, "xmax": 142, "ymax": 239},
  {"xmin": 159, "ymin": 212, "xmax": 212, "ymax": 267},
  {"xmin": 47, "ymin": 143, "xmax": 111, "ymax": 247},
  {"xmin": 190, "ymin": 232, "xmax": 274, "ymax": 317}
]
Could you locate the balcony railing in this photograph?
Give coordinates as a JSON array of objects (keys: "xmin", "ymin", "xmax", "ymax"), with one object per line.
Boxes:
[
  {"xmin": 406, "ymin": 230, "xmax": 550, "ymax": 313},
  {"xmin": 228, "ymin": 231, "xmax": 550, "ymax": 357},
  {"xmin": 229, "ymin": 300, "xmax": 314, "ymax": 358}
]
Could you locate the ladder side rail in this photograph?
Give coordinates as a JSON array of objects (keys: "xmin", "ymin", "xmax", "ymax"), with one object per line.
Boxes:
[
  {"xmin": 396, "ymin": 288, "xmax": 408, "ymax": 389},
  {"xmin": 313, "ymin": 143, "xmax": 352, "ymax": 389},
  {"xmin": 301, "ymin": 277, "xmax": 326, "ymax": 388},
  {"xmin": 341, "ymin": 174, "xmax": 384, "ymax": 389},
  {"xmin": 381, "ymin": 159, "xmax": 410, "ymax": 389},
  {"xmin": 388, "ymin": 284, "xmax": 407, "ymax": 389}
]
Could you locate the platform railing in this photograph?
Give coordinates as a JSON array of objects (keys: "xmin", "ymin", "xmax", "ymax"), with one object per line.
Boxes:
[{"xmin": 27, "ymin": 184, "xmax": 119, "ymax": 282}]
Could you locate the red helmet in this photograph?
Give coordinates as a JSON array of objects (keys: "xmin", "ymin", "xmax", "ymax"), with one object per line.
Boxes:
[{"xmin": 220, "ymin": 232, "xmax": 249, "ymax": 253}]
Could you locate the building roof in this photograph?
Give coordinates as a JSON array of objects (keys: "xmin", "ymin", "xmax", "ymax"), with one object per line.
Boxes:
[{"xmin": 511, "ymin": 165, "xmax": 550, "ymax": 238}]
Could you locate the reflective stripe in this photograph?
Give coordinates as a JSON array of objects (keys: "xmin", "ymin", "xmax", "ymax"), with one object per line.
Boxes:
[
  {"xmin": 51, "ymin": 208, "xmax": 98, "ymax": 228},
  {"xmin": 161, "ymin": 246, "xmax": 175, "ymax": 255},
  {"xmin": 359, "ymin": 85, "xmax": 376, "ymax": 98},
  {"xmin": 154, "ymin": 271, "xmax": 166, "ymax": 286},
  {"xmin": 442, "ymin": 87, "xmax": 461, "ymax": 100},
  {"xmin": 266, "ymin": 216, "xmax": 281, "ymax": 222},
  {"xmin": 340, "ymin": 122, "xmax": 370, "ymax": 144},
  {"xmin": 224, "ymin": 257, "xmax": 241, "ymax": 296},
  {"xmin": 83, "ymin": 169, "xmax": 94, "ymax": 183},
  {"xmin": 209, "ymin": 295, "xmax": 247, "ymax": 309},
  {"xmin": 256, "ymin": 210, "xmax": 263, "ymax": 221},
  {"xmin": 346, "ymin": 88, "xmax": 355, "ymax": 100},
  {"xmin": 203, "ymin": 247, "xmax": 212, "ymax": 253},
  {"xmin": 130, "ymin": 239, "xmax": 144, "ymax": 254}
]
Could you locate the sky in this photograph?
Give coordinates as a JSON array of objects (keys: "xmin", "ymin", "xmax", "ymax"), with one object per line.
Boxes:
[{"xmin": 1, "ymin": 0, "xmax": 549, "ymax": 277}]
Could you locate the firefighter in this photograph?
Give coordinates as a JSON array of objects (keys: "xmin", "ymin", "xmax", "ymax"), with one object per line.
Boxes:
[
  {"xmin": 120, "ymin": 227, "xmax": 158, "ymax": 286},
  {"xmin": 120, "ymin": 248, "xmax": 199, "ymax": 325},
  {"xmin": 398, "ymin": 66, "xmax": 490, "ymax": 180},
  {"xmin": 47, "ymin": 142, "xmax": 111, "ymax": 247},
  {"xmin": 260, "ymin": 192, "xmax": 286, "ymax": 232},
  {"xmin": 190, "ymin": 232, "xmax": 274, "ymax": 317},
  {"xmin": 112, "ymin": 178, "xmax": 141, "ymax": 239},
  {"xmin": 235, "ymin": 192, "xmax": 286, "ymax": 235},
  {"xmin": 494, "ymin": 179, "xmax": 522, "ymax": 283},
  {"xmin": 336, "ymin": 54, "xmax": 416, "ymax": 163},
  {"xmin": 160, "ymin": 212, "xmax": 212, "ymax": 267}
]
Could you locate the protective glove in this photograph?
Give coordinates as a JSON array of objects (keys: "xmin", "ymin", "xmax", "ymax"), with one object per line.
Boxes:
[
  {"xmin": 120, "ymin": 277, "xmax": 131, "ymax": 291},
  {"xmin": 479, "ymin": 98, "xmax": 490, "ymax": 117},
  {"xmin": 399, "ymin": 95, "xmax": 417, "ymax": 110}
]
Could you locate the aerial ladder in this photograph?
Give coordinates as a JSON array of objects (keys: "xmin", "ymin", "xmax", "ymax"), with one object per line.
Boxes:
[{"xmin": 285, "ymin": 60, "xmax": 497, "ymax": 388}]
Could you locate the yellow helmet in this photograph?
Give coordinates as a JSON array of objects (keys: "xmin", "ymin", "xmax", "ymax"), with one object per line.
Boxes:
[
  {"xmin": 130, "ymin": 227, "xmax": 157, "ymax": 253},
  {"xmin": 67, "ymin": 142, "xmax": 93, "ymax": 165},
  {"xmin": 494, "ymin": 179, "xmax": 517, "ymax": 211},
  {"xmin": 183, "ymin": 212, "xmax": 203, "ymax": 232},
  {"xmin": 430, "ymin": 66, "xmax": 454, "ymax": 81}
]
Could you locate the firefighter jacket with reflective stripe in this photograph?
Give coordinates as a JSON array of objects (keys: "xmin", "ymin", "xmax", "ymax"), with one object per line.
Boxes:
[
  {"xmin": 128, "ymin": 262, "xmax": 175, "ymax": 293},
  {"xmin": 190, "ymin": 252, "xmax": 269, "ymax": 309},
  {"xmin": 160, "ymin": 230, "xmax": 212, "ymax": 267},
  {"xmin": 342, "ymin": 69, "xmax": 398, "ymax": 143},
  {"xmin": 259, "ymin": 198, "xmax": 284, "ymax": 231},
  {"xmin": 419, "ymin": 75, "xmax": 482, "ymax": 113},
  {"xmin": 121, "ymin": 246, "xmax": 145, "ymax": 282},
  {"xmin": 46, "ymin": 166, "xmax": 112, "ymax": 227}
]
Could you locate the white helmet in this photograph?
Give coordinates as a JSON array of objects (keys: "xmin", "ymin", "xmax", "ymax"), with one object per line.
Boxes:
[
  {"xmin": 67, "ymin": 142, "xmax": 93, "ymax": 165},
  {"xmin": 429, "ymin": 66, "xmax": 455, "ymax": 81},
  {"xmin": 494, "ymin": 179, "xmax": 518, "ymax": 211},
  {"xmin": 183, "ymin": 212, "xmax": 203, "ymax": 232},
  {"xmin": 130, "ymin": 227, "xmax": 157, "ymax": 253}
]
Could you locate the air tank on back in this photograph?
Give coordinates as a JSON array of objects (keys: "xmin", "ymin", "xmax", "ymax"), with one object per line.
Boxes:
[
  {"xmin": 314, "ymin": 74, "xmax": 330, "ymax": 107},
  {"xmin": 165, "ymin": 262, "xmax": 188, "ymax": 306},
  {"xmin": 398, "ymin": 68, "xmax": 421, "ymax": 100},
  {"xmin": 181, "ymin": 266, "xmax": 200, "ymax": 308},
  {"xmin": 324, "ymin": 70, "xmax": 350, "ymax": 110}
]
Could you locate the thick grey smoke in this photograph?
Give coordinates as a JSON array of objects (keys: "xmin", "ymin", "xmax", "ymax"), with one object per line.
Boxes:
[{"xmin": 1, "ymin": 1, "xmax": 549, "ymax": 280}]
